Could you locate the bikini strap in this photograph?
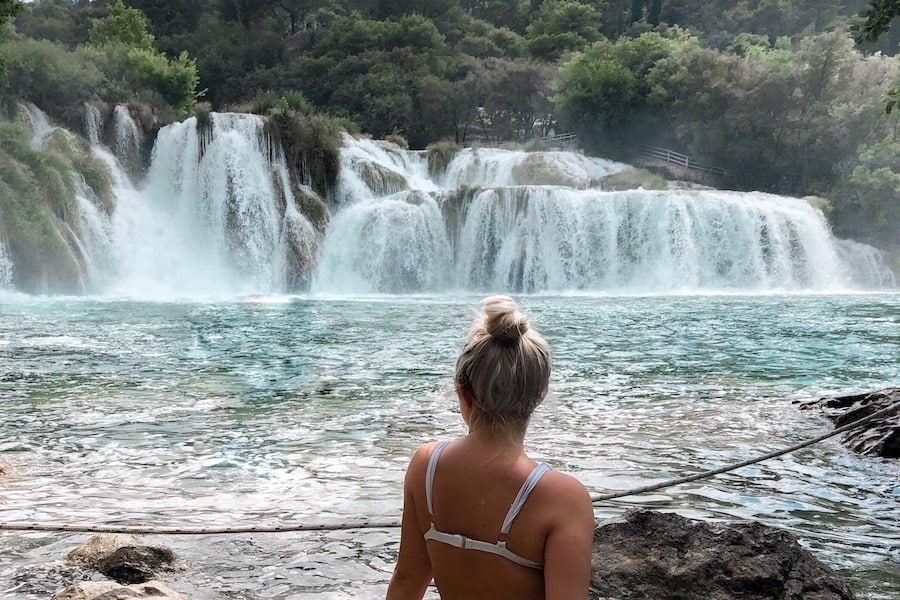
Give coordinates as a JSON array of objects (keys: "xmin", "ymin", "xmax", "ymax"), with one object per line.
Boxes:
[
  {"xmin": 499, "ymin": 463, "xmax": 551, "ymax": 536},
  {"xmin": 425, "ymin": 441, "xmax": 451, "ymax": 518}
]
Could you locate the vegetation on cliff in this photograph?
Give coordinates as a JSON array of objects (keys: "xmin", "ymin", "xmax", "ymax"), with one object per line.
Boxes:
[{"xmin": 0, "ymin": 0, "xmax": 898, "ymax": 286}]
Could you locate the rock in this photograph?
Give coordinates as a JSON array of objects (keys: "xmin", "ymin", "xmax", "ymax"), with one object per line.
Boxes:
[
  {"xmin": 66, "ymin": 535, "xmax": 177, "ymax": 584},
  {"xmin": 590, "ymin": 509, "xmax": 856, "ymax": 600},
  {"xmin": 799, "ymin": 387, "xmax": 900, "ymax": 458},
  {"xmin": 67, "ymin": 535, "xmax": 143, "ymax": 570},
  {"xmin": 0, "ymin": 460, "xmax": 11, "ymax": 476},
  {"xmin": 50, "ymin": 580, "xmax": 187, "ymax": 600},
  {"xmin": 99, "ymin": 546, "xmax": 177, "ymax": 584}
]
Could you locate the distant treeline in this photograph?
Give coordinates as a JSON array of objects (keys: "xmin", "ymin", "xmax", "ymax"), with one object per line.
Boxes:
[{"xmin": 1, "ymin": 0, "xmax": 899, "ymax": 249}]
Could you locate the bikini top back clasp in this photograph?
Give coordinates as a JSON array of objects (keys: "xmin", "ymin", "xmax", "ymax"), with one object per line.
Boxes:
[{"xmin": 423, "ymin": 440, "xmax": 551, "ymax": 570}]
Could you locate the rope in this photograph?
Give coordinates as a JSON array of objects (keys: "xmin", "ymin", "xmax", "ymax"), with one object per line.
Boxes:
[
  {"xmin": 1, "ymin": 399, "xmax": 897, "ymax": 536},
  {"xmin": 590, "ymin": 398, "xmax": 900, "ymax": 503}
]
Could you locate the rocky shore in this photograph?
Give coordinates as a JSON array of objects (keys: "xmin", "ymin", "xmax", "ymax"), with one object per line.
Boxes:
[
  {"xmin": 799, "ymin": 386, "xmax": 900, "ymax": 458},
  {"xmin": 49, "ymin": 508, "xmax": 859, "ymax": 600}
]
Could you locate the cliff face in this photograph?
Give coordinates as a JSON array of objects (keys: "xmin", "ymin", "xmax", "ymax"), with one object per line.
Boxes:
[{"xmin": 0, "ymin": 104, "xmax": 115, "ymax": 294}]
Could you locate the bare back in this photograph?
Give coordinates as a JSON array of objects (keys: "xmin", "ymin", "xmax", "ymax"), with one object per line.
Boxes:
[{"xmin": 405, "ymin": 439, "xmax": 594, "ymax": 600}]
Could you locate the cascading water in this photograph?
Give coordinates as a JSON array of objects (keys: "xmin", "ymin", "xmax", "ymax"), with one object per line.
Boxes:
[
  {"xmin": 1, "ymin": 107, "xmax": 895, "ymax": 296},
  {"xmin": 0, "ymin": 234, "xmax": 12, "ymax": 289},
  {"xmin": 312, "ymin": 137, "xmax": 897, "ymax": 294},
  {"xmin": 84, "ymin": 103, "xmax": 102, "ymax": 146},
  {"xmin": 113, "ymin": 104, "xmax": 141, "ymax": 169},
  {"xmin": 102, "ymin": 112, "xmax": 319, "ymax": 298}
]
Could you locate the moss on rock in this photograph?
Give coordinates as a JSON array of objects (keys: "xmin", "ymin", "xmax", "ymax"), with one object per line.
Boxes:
[
  {"xmin": 426, "ymin": 141, "xmax": 461, "ymax": 178},
  {"xmin": 510, "ymin": 154, "xmax": 580, "ymax": 187},
  {"xmin": 599, "ymin": 168, "xmax": 668, "ymax": 191}
]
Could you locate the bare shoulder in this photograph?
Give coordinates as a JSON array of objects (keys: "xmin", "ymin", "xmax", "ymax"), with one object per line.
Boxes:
[
  {"xmin": 404, "ymin": 441, "xmax": 443, "ymax": 484},
  {"xmin": 541, "ymin": 468, "xmax": 591, "ymax": 499},
  {"xmin": 538, "ymin": 469, "xmax": 594, "ymax": 516}
]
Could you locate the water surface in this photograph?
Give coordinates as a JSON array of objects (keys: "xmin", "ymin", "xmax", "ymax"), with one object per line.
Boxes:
[{"xmin": 1, "ymin": 293, "xmax": 898, "ymax": 598}]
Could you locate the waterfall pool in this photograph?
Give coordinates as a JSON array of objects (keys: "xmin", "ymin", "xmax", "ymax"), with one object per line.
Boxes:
[{"xmin": 0, "ymin": 292, "xmax": 897, "ymax": 599}]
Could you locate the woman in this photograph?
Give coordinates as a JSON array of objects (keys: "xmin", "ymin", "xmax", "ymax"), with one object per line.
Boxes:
[{"xmin": 387, "ymin": 295, "xmax": 595, "ymax": 600}]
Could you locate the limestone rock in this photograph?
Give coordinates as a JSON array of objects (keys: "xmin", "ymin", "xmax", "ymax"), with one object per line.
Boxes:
[
  {"xmin": 67, "ymin": 535, "xmax": 143, "ymax": 570},
  {"xmin": 590, "ymin": 509, "xmax": 856, "ymax": 600},
  {"xmin": 99, "ymin": 545, "xmax": 177, "ymax": 584},
  {"xmin": 66, "ymin": 535, "xmax": 177, "ymax": 584},
  {"xmin": 799, "ymin": 386, "xmax": 900, "ymax": 458},
  {"xmin": 50, "ymin": 580, "xmax": 187, "ymax": 600}
]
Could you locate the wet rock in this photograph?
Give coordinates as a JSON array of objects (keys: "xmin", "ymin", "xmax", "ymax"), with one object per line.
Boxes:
[
  {"xmin": 98, "ymin": 546, "xmax": 177, "ymax": 584},
  {"xmin": 50, "ymin": 580, "xmax": 187, "ymax": 600},
  {"xmin": 67, "ymin": 535, "xmax": 143, "ymax": 570},
  {"xmin": 799, "ymin": 387, "xmax": 900, "ymax": 458},
  {"xmin": 66, "ymin": 535, "xmax": 177, "ymax": 584},
  {"xmin": 590, "ymin": 509, "xmax": 856, "ymax": 600}
]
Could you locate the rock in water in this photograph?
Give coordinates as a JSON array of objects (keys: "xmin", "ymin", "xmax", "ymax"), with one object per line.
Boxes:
[
  {"xmin": 51, "ymin": 580, "xmax": 187, "ymax": 600},
  {"xmin": 66, "ymin": 534, "xmax": 143, "ymax": 569},
  {"xmin": 590, "ymin": 509, "xmax": 856, "ymax": 600},
  {"xmin": 800, "ymin": 386, "xmax": 900, "ymax": 458},
  {"xmin": 98, "ymin": 546, "xmax": 177, "ymax": 584},
  {"xmin": 66, "ymin": 534, "xmax": 178, "ymax": 584}
]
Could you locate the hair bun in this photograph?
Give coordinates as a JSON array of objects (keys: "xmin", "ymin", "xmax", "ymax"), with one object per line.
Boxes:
[{"xmin": 481, "ymin": 295, "xmax": 528, "ymax": 343}]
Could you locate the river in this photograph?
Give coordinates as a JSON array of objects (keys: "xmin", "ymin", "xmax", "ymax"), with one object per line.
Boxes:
[{"xmin": 1, "ymin": 292, "xmax": 898, "ymax": 599}]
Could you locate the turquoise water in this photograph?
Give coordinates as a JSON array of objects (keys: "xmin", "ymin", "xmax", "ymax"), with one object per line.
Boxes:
[{"xmin": 0, "ymin": 293, "xmax": 898, "ymax": 598}]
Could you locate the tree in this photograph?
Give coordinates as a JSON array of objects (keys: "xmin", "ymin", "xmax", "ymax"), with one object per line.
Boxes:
[
  {"xmin": 0, "ymin": 0, "xmax": 21, "ymax": 26},
  {"xmin": 0, "ymin": 0, "xmax": 21, "ymax": 72},
  {"xmin": 853, "ymin": 1, "xmax": 900, "ymax": 112},
  {"xmin": 853, "ymin": 0, "xmax": 900, "ymax": 43},
  {"xmin": 525, "ymin": 0, "xmax": 602, "ymax": 62},
  {"xmin": 88, "ymin": 0, "xmax": 155, "ymax": 50}
]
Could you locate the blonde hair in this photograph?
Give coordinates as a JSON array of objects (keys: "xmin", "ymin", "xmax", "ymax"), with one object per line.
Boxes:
[{"xmin": 454, "ymin": 295, "xmax": 551, "ymax": 437}]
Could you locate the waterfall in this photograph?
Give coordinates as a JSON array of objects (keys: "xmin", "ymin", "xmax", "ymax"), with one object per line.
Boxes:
[
  {"xmin": 1, "ymin": 106, "xmax": 894, "ymax": 297},
  {"xmin": 834, "ymin": 239, "xmax": 897, "ymax": 288},
  {"xmin": 312, "ymin": 138, "xmax": 897, "ymax": 294},
  {"xmin": 440, "ymin": 147, "xmax": 629, "ymax": 188},
  {"xmin": 19, "ymin": 102, "xmax": 56, "ymax": 148},
  {"xmin": 0, "ymin": 233, "xmax": 12, "ymax": 289},
  {"xmin": 102, "ymin": 112, "xmax": 320, "ymax": 298},
  {"xmin": 84, "ymin": 103, "xmax": 102, "ymax": 146}
]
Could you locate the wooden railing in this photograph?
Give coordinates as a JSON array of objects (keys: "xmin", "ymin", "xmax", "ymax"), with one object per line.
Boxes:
[
  {"xmin": 463, "ymin": 132, "xmax": 576, "ymax": 148},
  {"xmin": 538, "ymin": 132, "xmax": 577, "ymax": 143},
  {"xmin": 639, "ymin": 146, "xmax": 729, "ymax": 177}
]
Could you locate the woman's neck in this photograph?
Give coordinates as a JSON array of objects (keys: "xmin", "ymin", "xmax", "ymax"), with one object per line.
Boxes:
[{"xmin": 465, "ymin": 425, "xmax": 526, "ymax": 453}]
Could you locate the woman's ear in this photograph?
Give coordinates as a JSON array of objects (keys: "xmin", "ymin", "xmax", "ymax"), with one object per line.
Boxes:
[
  {"xmin": 457, "ymin": 384, "xmax": 474, "ymax": 407},
  {"xmin": 457, "ymin": 385, "xmax": 475, "ymax": 427}
]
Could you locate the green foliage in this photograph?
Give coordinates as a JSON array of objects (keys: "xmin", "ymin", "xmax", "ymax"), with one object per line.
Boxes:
[
  {"xmin": 0, "ymin": 121, "xmax": 85, "ymax": 293},
  {"xmin": 88, "ymin": 0, "xmax": 154, "ymax": 51},
  {"xmin": 266, "ymin": 110, "xmax": 343, "ymax": 199},
  {"xmin": 0, "ymin": 38, "xmax": 104, "ymax": 114},
  {"xmin": 13, "ymin": 0, "xmax": 91, "ymax": 48},
  {"xmin": 4, "ymin": 0, "xmax": 899, "ymax": 252},
  {"xmin": 385, "ymin": 133, "xmax": 409, "ymax": 149},
  {"xmin": 0, "ymin": 0, "xmax": 20, "ymax": 27},
  {"xmin": 554, "ymin": 39, "xmax": 638, "ymax": 152},
  {"xmin": 425, "ymin": 140, "xmax": 461, "ymax": 176},
  {"xmin": 250, "ymin": 90, "xmax": 310, "ymax": 115},
  {"xmin": 510, "ymin": 154, "xmax": 580, "ymax": 186},
  {"xmin": 853, "ymin": 0, "xmax": 900, "ymax": 43},
  {"xmin": 525, "ymin": 0, "xmax": 601, "ymax": 61},
  {"xmin": 84, "ymin": 43, "xmax": 201, "ymax": 114},
  {"xmin": 193, "ymin": 101, "xmax": 212, "ymax": 129},
  {"xmin": 600, "ymin": 168, "xmax": 668, "ymax": 191}
]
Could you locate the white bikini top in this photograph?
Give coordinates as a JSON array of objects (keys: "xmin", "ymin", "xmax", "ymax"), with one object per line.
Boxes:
[{"xmin": 423, "ymin": 440, "xmax": 551, "ymax": 570}]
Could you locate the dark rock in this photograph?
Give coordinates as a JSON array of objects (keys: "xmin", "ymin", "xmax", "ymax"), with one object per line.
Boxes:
[
  {"xmin": 97, "ymin": 546, "xmax": 177, "ymax": 585},
  {"xmin": 799, "ymin": 387, "xmax": 900, "ymax": 458},
  {"xmin": 590, "ymin": 509, "xmax": 856, "ymax": 600}
]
